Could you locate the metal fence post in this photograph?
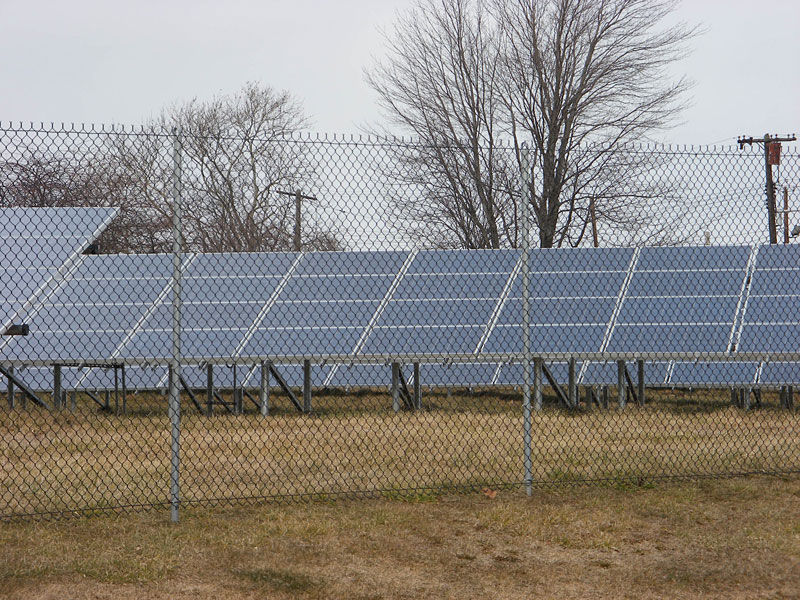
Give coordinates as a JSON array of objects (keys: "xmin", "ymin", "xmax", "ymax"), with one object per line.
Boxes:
[
  {"xmin": 169, "ymin": 127, "xmax": 183, "ymax": 523},
  {"xmin": 520, "ymin": 144, "xmax": 534, "ymax": 495}
]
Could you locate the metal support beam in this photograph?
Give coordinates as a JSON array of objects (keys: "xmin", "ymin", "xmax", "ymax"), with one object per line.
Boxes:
[
  {"xmin": 741, "ymin": 387, "xmax": 750, "ymax": 411},
  {"xmin": 233, "ymin": 365, "xmax": 241, "ymax": 414},
  {"xmin": 7, "ymin": 366, "xmax": 15, "ymax": 409},
  {"xmin": 391, "ymin": 362, "xmax": 400, "ymax": 413},
  {"xmin": 260, "ymin": 361, "xmax": 270, "ymax": 416},
  {"xmin": 624, "ymin": 365, "xmax": 638, "ymax": 406},
  {"xmin": 541, "ymin": 361, "xmax": 570, "ymax": 409},
  {"xmin": 178, "ymin": 375, "xmax": 204, "ymax": 414},
  {"xmin": 121, "ymin": 365, "xmax": 127, "ymax": 415},
  {"xmin": 601, "ymin": 385, "xmax": 609, "ymax": 409},
  {"xmin": 113, "ymin": 367, "xmax": 119, "ymax": 415},
  {"xmin": 637, "ymin": 359, "xmax": 645, "ymax": 406},
  {"xmin": 788, "ymin": 385, "xmax": 795, "ymax": 410},
  {"xmin": 267, "ymin": 364, "xmax": 303, "ymax": 412},
  {"xmin": 0, "ymin": 365, "xmax": 49, "ymax": 410},
  {"xmin": 568, "ymin": 358, "xmax": 576, "ymax": 409},
  {"xmin": 84, "ymin": 389, "xmax": 106, "ymax": 410},
  {"xmin": 397, "ymin": 366, "xmax": 414, "ymax": 410},
  {"xmin": 730, "ymin": 387, "xmax": 737, "ymax": 406},
  {"xmin": 206, "ymin": 365, "xmax": 214, "ymax": 416},
  {"xmin": 303, "ymin": 359, "xmax": 312, "ymax": 414},
  {"xmin": 413, "ymin": 362, "xmax": 421, "ymax": 410},
  {"xmin": 616, "ymin": 360, "xmax": 626, "ymax": 409},
  {"xmin": 53, "ymin": 365, "xmax": 62, "ymax": 410}
]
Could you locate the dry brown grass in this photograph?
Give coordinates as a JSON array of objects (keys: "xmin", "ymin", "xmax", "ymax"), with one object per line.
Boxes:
[
  {"xmin": 1, "ymin": 475, "xmax": 799, "ymax": 599},
  {"xmin": 1, "ymin": 387, "xmax": 799, "ymax": 517}
]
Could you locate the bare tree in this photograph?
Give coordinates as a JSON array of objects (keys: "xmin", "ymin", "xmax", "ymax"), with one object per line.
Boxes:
[
  {"xmin": 367, "ymin": 0, "xmax": 696, "ymax": 248},
  {"xmin": 166, "ymin": 82, "xmax": 342, "ymax": 252},
  {"xmin": 366, "ymin": 0, "xmax": 517, "ymax": 248}
]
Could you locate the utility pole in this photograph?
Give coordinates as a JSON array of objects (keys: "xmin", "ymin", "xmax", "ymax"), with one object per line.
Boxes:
[
  {"xmin": 738, "ymin": 133, "xmax": 796, "ymax": 244},
  {"xmin": 276, "ymin": 189, "xmax": 317, "ymax": 251},
  {"xmin": 784, "ymin": 186, "xmax": 790, "ymax": 245}
]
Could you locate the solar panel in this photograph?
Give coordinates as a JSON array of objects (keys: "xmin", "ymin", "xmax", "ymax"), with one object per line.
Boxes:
[
  {"xmin": 606, "ymin": 245, "xmax": 751, "ymax": 355},
  {"xmin": 415, "ymin": 362, "xmax": 498, "ymax": 387},
  {"xmin": 737, "ymin": 245, "xmax": 800, "ymax": 355},
  {"xmin": 758, "ymin": 363, "xmax": 800, "ymax": 386},
  {"xmin": 668, "ymin": 362, "xmax": 758, "ymax": 386},
  {"xmin": 121, "ymin": 253, "xmax": 298, "ymax": 360},
  {"xmin": 5, "ymin": 254, "xmax": 171, "ymax": 363},
  {"xmin": 361, "ymin": 249, "xmax": 518, "ymax": 357},
  {"xmin": 484, "ymin": 248, "xmax": 634, "ymax": 355},
  {"xmin": 0, "ymin": 207, "xmax": 117, "ymax": 330},
  {"xmin": 242, "ymin": 251, "xmax": 410, "ymax": 359}
]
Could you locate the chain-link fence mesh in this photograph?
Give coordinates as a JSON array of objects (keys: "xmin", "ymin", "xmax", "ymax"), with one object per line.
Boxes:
[{"xmin": 1, "ymin": 123, "xmax": 799, "ymax": 519}]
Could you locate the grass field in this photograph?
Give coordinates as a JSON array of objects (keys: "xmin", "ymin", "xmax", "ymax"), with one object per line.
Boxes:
[
  {"xmin": 1, "ymin": 386, "xmax": 798, "ymax": 518},
  {"xmin": 1, "ymin": 475, "xmax": 799, "ymax": 599}
]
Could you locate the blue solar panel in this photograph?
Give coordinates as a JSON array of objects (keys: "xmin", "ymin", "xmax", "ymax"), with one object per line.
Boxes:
[
  {"xmin": 378, "ymin": 299, "xmax": 496, "ymax": 327},
  {"xmin": 394, "ymin": 273, "xmax": 509, "ymax": 300},
  {"xmin": 616, "ymin": 296, "xmax": 740, "ymax": 324},
  {"xmin": 241, "ymin": 327, "xmax": 364, "ymax": 358},
  {"xmin": 486, "ymin": 325, "xmax": 608, "ymax": 354},
  {"xmin": 750, "ymin": 244, "xmax": 800, "ymax": 270},
  {"xmin": 498, "ymin": 297, "xmax": 617, "ymax": 325},
  {"xmin": 625, "ymin": 271, "xmax": 745, "ymax": 297},
  {"xmin": 280, "ymin": 275, "xmax": 395, "ymax": 301},
  {"xmin": 362, "ymin": 326, "xmax": 485, "ymax": 355},
  {"xmin": 294, "ymin": 251, "xmax": 409, "ymax": 275},
  {"xmin": 406, "ymin": 249, "xmax": 519, "ymax": 274},
  {"xmin": 669, "ymin": 362, "xmax": 757, "ymax": 386},
  {"xmin": 182, "ymin": 276, "xmax": 285, "ymax": 303},
  {"xmin": 185, "ymin": 252, "xmax": 298, "ymax": 277},
  {"xmin": 606, "ymin": 245, "xmax": 750, "ymax": 355},
  {"xmin": 758, "ymin": 363, "xmax": 800, "ymax": 385},
  {"xmin": 738, "ymin": 325, "xmax": 800, "ymax": 354},
  {"xmin": 528, "ymin": 247, "xmax": 633, "ymax": 272},
  {"xmin": 326, "ymin": 364, "xmax": 392, "ymax": 387},
  {"xmin": 608, "ymin": 324, "xmax": 732, "ymax": 354},
  {"xmin": 261, "ymin": 301, "xmax": 380, "ymax": 329},
  {"xmin": 635, "ymin": 245, "xmax": 751, "ymax": 271},
  {"xmin": 510, "ymin": 271, "xmax": 627, "ymax": 298},
  {"xmin": 417, "ymin": 363, "xmax": 498, "ymax": 386},
  {"xmin": 748, "ymin": 269, "xmax": 800, "ymax": 295},
  {"xmin": 741, "ymin": 296, "xmax": 800, "ymax": 323}
]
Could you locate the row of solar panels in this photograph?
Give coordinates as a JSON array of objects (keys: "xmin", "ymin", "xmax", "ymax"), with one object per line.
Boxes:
[
  {"xmin": 3, "ymin": 242, "xmax": 800, "ymax": 365},
  {"xmin": 9, "ymin": 360, "xmax": 800, "ymax": 393}
]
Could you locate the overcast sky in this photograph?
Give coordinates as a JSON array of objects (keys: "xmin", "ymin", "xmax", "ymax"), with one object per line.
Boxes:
[{"xmin": 0, "ymin": 0, "xmax": 797, "ymax": 145}]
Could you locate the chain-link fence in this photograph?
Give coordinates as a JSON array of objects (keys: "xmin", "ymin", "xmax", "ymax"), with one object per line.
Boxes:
[{"xmin": 1, "ymin": 122, "xmax": 799, "ymax": 520}]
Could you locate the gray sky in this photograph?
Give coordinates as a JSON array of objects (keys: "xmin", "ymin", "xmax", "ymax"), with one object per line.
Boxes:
[{"xmin": 1, "ymin": 0, "xmax": 797, "ymax": 145}]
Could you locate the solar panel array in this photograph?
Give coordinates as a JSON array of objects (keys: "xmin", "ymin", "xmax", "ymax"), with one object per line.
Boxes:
[
  {"xmin": 4, "ymin": 221, "xmax": 800, "ymax": 389},
  {"xmin": 0, "ymin": 207, "xmax": 117, "ymax": 332}
]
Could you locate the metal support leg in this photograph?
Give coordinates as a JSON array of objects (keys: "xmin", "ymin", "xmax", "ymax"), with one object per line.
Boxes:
[
  {"xmin": 121, "ymin": 365, "xmax": 127, "ymax": 415},
  {"xmin": 206, "ymin": 365, "xmax": 213, "ymax": 416},
  {"xmin": 741, "ymin": 388, "xmax": 750, "ymax": 411},
  {"xmin": 233, "ymin": 365, "xmax": 242, "ymax": 414},
  {"xmin": 568, "ymin": 358, "xmax": 576, "ymax": 409},
  {"xmin": 53, "ymin": 366, "xmax": 62, "ymax": 411},
  {"xmin": 391, "ymin": 362, "xmax": 400, "ymax": 413},
  {"xmin": 413, "ymin": 362, "xmax": 421, "ymax": 410},
  {"xmin": 637, "ymin": 360, "xmax": 645, "ymax": 406},
  {"xmin": 533, "ymin": 357, "xmax": 542, "ymax": 412},
  {"xmin": 617, "ymin": 360, "xmax": 626, "ymax": 409},
  {"xmin": 730, "ymin": 387, "xmax": 737, "ymax": 406},
  {"xmin": 602, "ymin": 385, "xmax": 609, "ymax": 409},
  {"xmin": 70, "ymin": 390, "xmax": 77, "ymax": 412},
  {"xmin": 260, "ymin": 360, "xmax": 270, "ymax": 416},
  {"xmin": 788, "ymin": 385, "xmax": 795, "ymax": 411},
  {"xmin": 114, "ymin": 368, "xmax": 119, "ymax": 415},
  {"xmin": 303, "ymin": 359, "xmax": 312, "ymax": 414},
  {"xmin": 7, "ymin": 366, "xmax": 15, "ymax": 409}
]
